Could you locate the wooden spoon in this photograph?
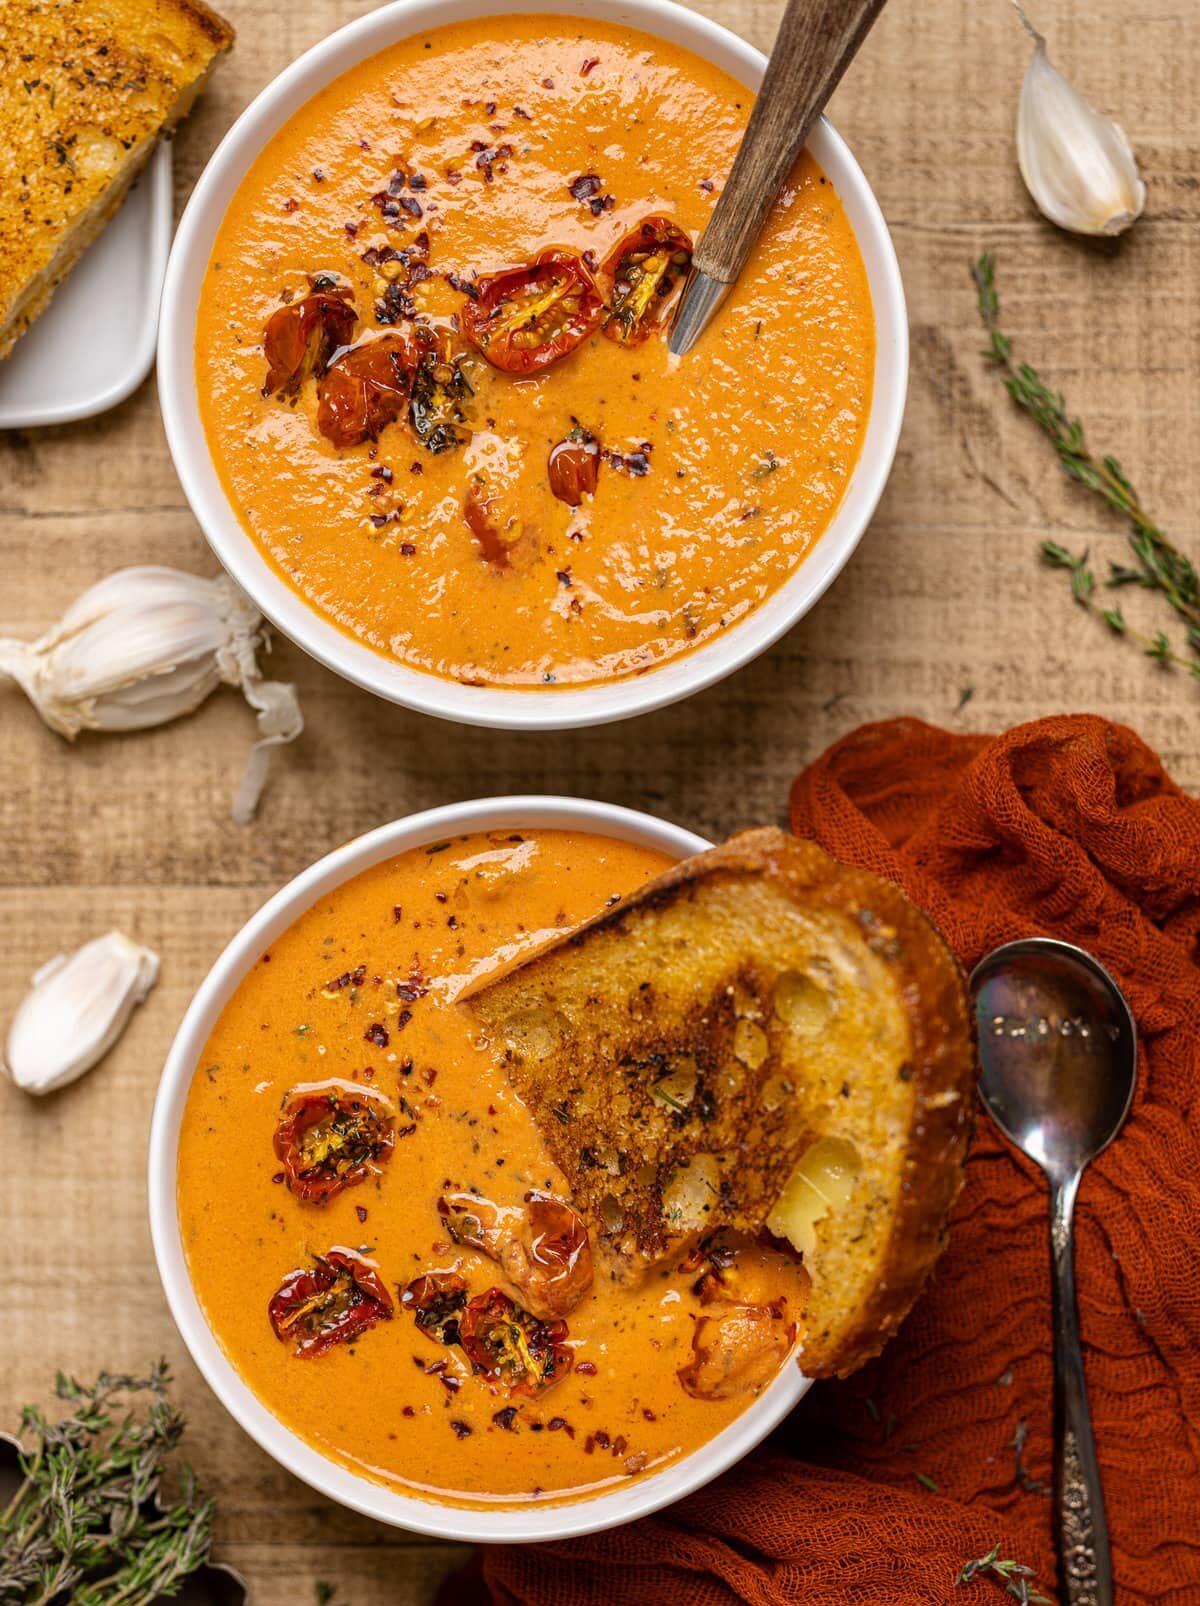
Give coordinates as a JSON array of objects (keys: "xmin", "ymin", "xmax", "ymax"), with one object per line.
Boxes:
[{"xmin": 669, "ymin": 0, "xmax": 890, "ymax": 355}]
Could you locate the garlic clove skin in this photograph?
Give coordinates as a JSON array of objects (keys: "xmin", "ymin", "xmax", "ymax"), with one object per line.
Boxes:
[
  {"xmin": 1017, "ymin": 39, "xmax": 1146, "ymax": 237},
  {"xmin": 0, "ymin": 566, "xmax": 302, "ymax": 823},
  {"xmin": 3, "ymin": 932, "xmax": 160, "ymax": 1096}
]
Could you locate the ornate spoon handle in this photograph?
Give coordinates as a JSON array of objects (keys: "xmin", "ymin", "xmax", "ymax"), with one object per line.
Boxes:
[{"xmin": 1050, "ymin": 1174, "xmax": 1113, "ymax": 1606}]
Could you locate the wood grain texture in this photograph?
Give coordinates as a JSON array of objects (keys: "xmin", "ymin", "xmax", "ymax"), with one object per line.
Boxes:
[
  {"xmin": 694, "ymin": 0, "xmax": 890, "ymax": 282},
  {"xmin": 1, "ymin": 0, "xmax": 1198, "ymax": 1600}
]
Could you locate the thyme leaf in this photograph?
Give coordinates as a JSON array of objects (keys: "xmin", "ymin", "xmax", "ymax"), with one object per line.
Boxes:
[
  {"xmin": 0, "ymin": 1365, "xmax": 215, "ymax": 1606},
  {"xmin": 973, "ymin": 253, "xmax": 1200, "ymax": 666},
  {"xmin": 1040, "ymin": 543, "xmax": 1200, "ymax": 675},
  {"xmin": 956, "ymin": 1542, "xmax": 1051, "ymax": 1605}
]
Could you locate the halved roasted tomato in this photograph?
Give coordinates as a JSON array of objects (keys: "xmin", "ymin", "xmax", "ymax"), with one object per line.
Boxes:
[
  {"xmin": 316, "ymin": 333, "xmax": 415, "ymax": 449},
  {"xmin": 264, "ymin": 291, "xmax": 357, "ymax": 396},
  {"xmin": 461, "ymin": 251, "xmax": 603, "ymax": 373},
  {"xmin": 459, "ymin": 1286, "xmax": 573, "ymax": 1394},
  {"xmin": 678, "ymin": 1300, "xmax": 796, "ymax": 1401},
  {"xmin": 268, "ymin": 1248, "xmax": 393, "ymax": 1357},
  {"xmin": 600, "ymin": 217, "xmax": 692, "ymax": 345},
  {"xmin": 274, "ymin": 1080, "xmax": 395, "ymax": 1204},
  {"xmin": 440, "ymin": 1191, "xmax": 592, "ymax": 1318},
  {"xmin": 401, "ymin": 1271, "xmax": 469, "ymax": 1347}
]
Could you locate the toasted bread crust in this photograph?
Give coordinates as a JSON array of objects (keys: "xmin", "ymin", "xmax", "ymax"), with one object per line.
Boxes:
[
  {"xmin": 468, "ymin": 828, "xmax": 975, "ymax": 1379},
  {"xmin": 0, "ymin": 0, "xmax": 234, "ymax": 358}
]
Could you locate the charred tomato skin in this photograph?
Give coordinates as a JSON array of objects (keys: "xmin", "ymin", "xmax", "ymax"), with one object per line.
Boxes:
[
  {"xmin": 601, "ymin": 217, "xmax": 693, "ymax": 346},
  {"xmin": 273, "ymin": 1081, "xmax": 395, "ymax": 1204},
  {"xmin": 401, "ymin": 1271, "xmax": 469, "ymax": 1347},
  {"xmin": 316, "ymin": 333, "xmax": 415, "ymax": 449},
  {"xmin": 264, "ymin": 291, "xmax": 357, "ymax": 396},
  {"xmin": 268, "ymin": 1248, "xmax": 393, "ymax": 1358},
  {"xmin": 461, "ymin": 250, "xmax": 603, "ymax": 374},
  {"xmin": 459, "ymin": 1286, "xmax": 573, "ymax": 1395}
]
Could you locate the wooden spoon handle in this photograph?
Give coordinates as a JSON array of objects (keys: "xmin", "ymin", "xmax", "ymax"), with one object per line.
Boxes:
[{"xmin": 694, "ymin": 0, "xmax": 889, "ymax": 285}]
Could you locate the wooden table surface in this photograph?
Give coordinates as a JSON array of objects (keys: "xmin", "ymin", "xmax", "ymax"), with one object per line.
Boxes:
[{"xmin": 2, "ymin": 0, "xmax": 1196, "ymax": 1599}]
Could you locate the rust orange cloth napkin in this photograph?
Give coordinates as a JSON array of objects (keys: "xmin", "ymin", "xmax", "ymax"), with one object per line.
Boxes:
[{"xmin": 461, "ymin": 715, "xmax": 1200, "ymax": 1606}]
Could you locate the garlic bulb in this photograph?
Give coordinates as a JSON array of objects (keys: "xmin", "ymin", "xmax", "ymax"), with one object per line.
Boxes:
[
  {"xmin": 1014, "ymin": 8, "xmax": 1145, "ymax": 237},
  {"xmin": 3, "ymin": 932, "xmax": 159, "ymax": 1095},
  {"xmin": 0, "ymin": 567, "xmax": 302, "ymax": 824}
]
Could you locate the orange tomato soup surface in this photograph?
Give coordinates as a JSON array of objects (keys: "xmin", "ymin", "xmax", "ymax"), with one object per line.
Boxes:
[
  {"xmin": 196, "ymin": 14, "xmax": 875, "ymax": 689},
  {"xmin": 177, "ymin": 828, "xmax": 808, "ymax": 1507}
]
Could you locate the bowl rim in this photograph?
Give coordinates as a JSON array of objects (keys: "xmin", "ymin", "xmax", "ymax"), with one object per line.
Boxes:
[
  {"xmin": 157, "ymin": 0, "xmax": 907, "ymax": 731},
  {"xmin": 147, "ymin": 795, "xmax": 813, "ymax": 1541}
]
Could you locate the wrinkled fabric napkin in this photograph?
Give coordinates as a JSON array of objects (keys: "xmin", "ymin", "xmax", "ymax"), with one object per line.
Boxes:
[{"xmin": 454, "ymin": 715, "xmax": 1200, "ymax": 1606}]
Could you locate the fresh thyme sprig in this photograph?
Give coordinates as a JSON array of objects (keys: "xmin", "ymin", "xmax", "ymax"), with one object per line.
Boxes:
[
  {"xmin": 1041, "ymin": 543, "xmax": 1200, "ymax": 676},
  {"xmin": 972, "ymin": 253, "xmax": 1200, "ymax": 662},
  {"xmin": 957, "ymin": 1543, "xmax": 1051, "ymax": 1605},
  {"xmin": 0, "ymin": 1365, "xmax": 215, "ymax": 1606}
]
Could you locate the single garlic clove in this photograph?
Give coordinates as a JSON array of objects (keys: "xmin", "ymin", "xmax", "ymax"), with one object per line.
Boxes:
[
  {"xmin": 1017, "ymin": 39, "xmax": 1146, "ymax": 237},
  {"xmin": 3, "ymin": 931, "xmax": 160, "ymax": 1095}
]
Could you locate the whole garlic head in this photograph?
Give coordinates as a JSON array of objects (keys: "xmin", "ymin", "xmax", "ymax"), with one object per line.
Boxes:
[
  {"xmin": 3, "ymin": 932, "xmax": 160, "ymax": 1095},
  {"xmin": 1016, "ymin": 34, "xmax": 1146, "ymax": 237}
]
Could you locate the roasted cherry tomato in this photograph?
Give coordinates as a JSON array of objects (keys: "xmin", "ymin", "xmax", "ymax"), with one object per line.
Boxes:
[
  {"xmin": 462, "ymin": 482, "xmax": 517, "ymax": 567},
  {"xmin": 461, "ymin": 251, "xmax": 603, "ymax": 373},
  {"xmin": 316, "ymin": 334, "xmax": 414, "ymax": 449},
  {"xmin": 409, "ymin": 328, "xmax": 472, "ymax": 454},
  {"xmin": 268, "ymin": 1248, "xmax": 393, "ymax": 1358},
  {"xmin": 263, "ymin": 291, "xmax": 356, "ymax": 396},
  {"xmin": 401, "ymin": 1271, "xmax": 469, "ymax": 1347},
  {"xmin": 600, "ymin": 217, "xmax": 693, "ymax": 346},
  {"xmin": 547, "ymin": 428, "xmax": 600, "ymax": 506},
  {"xmin": 677, "ymin": 1300, "xmax": 796, "ymax": 1401},
  {"xmin": 459, "ymin": 1287, "xmax": 573, "ymax": 1395},
  {"xmin": 440, "ymin": 1191, "xmax": 592, "ymax": 1319},
  {"xmin": 274, "ymin": 1080, "xmax": 394, "ymax": 1204}
]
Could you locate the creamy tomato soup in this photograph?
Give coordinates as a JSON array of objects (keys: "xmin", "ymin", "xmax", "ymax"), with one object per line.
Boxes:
[
  {"xmin": 177, "ymin": 829, "xmax": 808, "ymax": 1507},
  {"xmin": 195, "ymin": 15, "xmax": 874, "ymax": 689}
]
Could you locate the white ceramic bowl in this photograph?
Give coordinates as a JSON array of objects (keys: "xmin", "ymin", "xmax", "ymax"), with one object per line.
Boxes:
[
  {"xmin": 157, "ymin": 0, "xmax": 907, "ymax": 732},
  {"xmin": 148, "ymin": 796, "xmax": 812, "ymax": 1540}
]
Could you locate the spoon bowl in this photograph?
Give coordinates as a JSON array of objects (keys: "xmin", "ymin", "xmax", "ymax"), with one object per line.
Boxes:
[{"xmin": 972, "ymin": 937, "xmax": 1136, "ymax": 1182}]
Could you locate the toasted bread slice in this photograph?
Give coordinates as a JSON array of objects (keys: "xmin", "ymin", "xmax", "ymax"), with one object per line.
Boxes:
[
  {"xmin": 0, "ymin": 0, "xmax": 234, "ymax": 360},
  {"xmin": 465, "ymin": 828, "xmax": 974, "ymax": 1378}
]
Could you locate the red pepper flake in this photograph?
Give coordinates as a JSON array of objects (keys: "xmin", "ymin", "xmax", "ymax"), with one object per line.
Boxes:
[
  {"xmin": 361, "ymin": 1067, "xmax": 375, "ymax": 1080},
  {"xmin": 642, "ymin": 1407, "xmax": 657, "ymax": 1421},
  {"xmin": 493, "ymin": 1406, "xmax": 519, "ymax": 1431},
  {"xmin": 581, "ymin": 57, "xmax": 600, "ymax": 75},
  {"xmin": 312, "ymin": 167, "xmax": 325, "ymax": 182},
  {"xmin": 365, "ymin": 1022, "xmax": 389, "ymax": 1047},
  {"xmin": 393, "ymin": 904, "xmax": 403, "ymax": 922},
  {"xmin": 556, "ymin": 570, "xmax": 572, "ymax": 587},
  {"xmin": 484, "ymin": 100, "xmax": 497, "ymax": 116},
  {"xmin": 282, "ymin": 197, "xmax": 300, "ymax": 213},
  {"xmin": 396, "ymin": 1009, "xmax": 413, "ymax": 1031},
  {"xmin": 446, "ymin": 169, "xmax": 462, "ymax": 185},
  {"xmin": 440, "ymin": 1374, "xmax": 462, "ymax": 1393},
  {"xmin": 447, "ymin": 915, "xmax": 458, "ymax": 930},
  {"xmin": 594, "ymin": 1430, "xmax": 611, "ymax": 1449},
  {"xmin": 400, "ymin": 542, "xmax": 417, "ymax": 556},
  {"xmin": 397, "ymin": 975, "xmax": 429, "ymax": 1002},
  {"xmin": 547, "ymin": 1416, "xmax": 567, "ymax": 1432},
  {"xmin": 435, "ymin": 891, "xmax": 447, "ymax": 903},
  {"xmin": 402, "ymin": 1405, "xmax": 415, "ymax": 1417},
  {"xmin": 513, "ymin": 105, "xmax": 531, "ymax": 119},
  {"xmin": 450, "ymin": 1419, "xmax": 472, "ymax": 1439},
  {"xmin": 396, "ymin": 1123, "xmax": 417, "ymax": 1138},
  {"xmin": 271, "ymin": 1171, "xmax": 285, "ymax": 1185},
  {"xmin": 569, "ymin": 173, "xmax": 602, "ymax": 201},
  {"xmin": 371, "ymin": 464, "xmax": 393, "ymax": 483},
  {"xmin": 625, "ymin": 1451, "xmax": 649, "ymax": 1474},
  {"xmin": 356, "ymin": 1205, "xmax": 369, "ymax": 1223},
  {"xmin": 541, "ymin": 76, "xmax": 555, "ymax": 89},
  {"xmin": 410, "ymin": 172, "xmax": 427, "ymax": 191},
  {"xmin": 344, "ymin": 220, "xmax": 359, "ymax": 237},
  {"xmin": 576, "ymin": 1361, "xmax": 597, "ymax": 1376}
]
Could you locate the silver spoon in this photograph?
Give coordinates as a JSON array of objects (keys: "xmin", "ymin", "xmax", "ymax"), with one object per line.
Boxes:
[{"xmin": 971, "ymin": 938, "xmax": 1137, "ymax": 1606}]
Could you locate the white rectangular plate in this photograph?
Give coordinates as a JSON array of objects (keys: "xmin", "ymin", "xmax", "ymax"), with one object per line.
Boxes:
[{"xmin": 0, "ymin": 140, "xmax": 173, "ymax": 429}]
